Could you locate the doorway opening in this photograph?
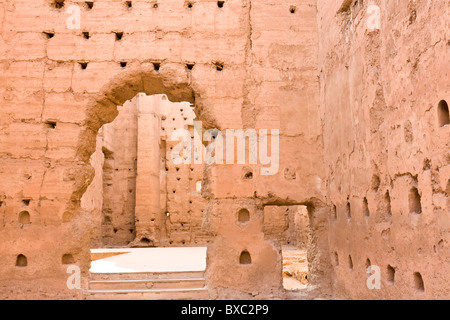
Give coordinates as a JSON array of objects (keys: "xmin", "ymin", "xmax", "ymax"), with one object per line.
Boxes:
[{"xmin": 263, "ymin": 205, "xmax": 310, "ymax": 291}]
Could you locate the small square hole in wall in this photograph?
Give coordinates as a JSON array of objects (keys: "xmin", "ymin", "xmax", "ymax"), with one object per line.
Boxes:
[
  {"xmin": 82, "ymin": 32, "xmax": 90, "ymax": 39},
  {"xmin": 86, "ymin": 1, "xmax": 94, "ymax": 9},
  {"xmin": 186, "ymin": 63, "xmax": 195, "ymax": 70},
  {"xmin": 290, "ymin": 5, "xmax": 296, "ymax": 14},
  {"xmin": 53, "ymin": 0, "xmax": 65, "ymax": 9},
  {"xmin": 22, "ymin": 199, "xmax": 31, "ymax": 206},
  {"xmin": 120, "ymin": 61, "xmax": 127, "ymax": 68},
  {"xmin": 185, "ymin": 2, "xmax": 193, "ymax": 9},
  {"xmin": 43, "ymin": 31, "xmax": 55, "ymax": 39},
  {"xmin": 115, "ymin": 32, "xmax": 123, "ymax": 41},
  {"xmin": 371, "ymin": 174, "xmax": 381, "ymax": 192},
  {"xmin": 125, "ymin": 1, "xmax": 132, "ymax": 9},
  {"xmin": 218, "ymin": 1, "xmax": 225, "ymax": 8},
  {"xmin": 153, "ymin": 62, "xmax": 161, "ymax": 71},
  {"xmin": 242, "ymin": 167, "xmax": 253, "ymax": 180}
]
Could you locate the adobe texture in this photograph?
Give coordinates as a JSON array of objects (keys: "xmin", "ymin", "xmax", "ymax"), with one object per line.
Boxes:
[{"xmin": 0, "ymin": 0, "xmax": 448, "ymax": 300}]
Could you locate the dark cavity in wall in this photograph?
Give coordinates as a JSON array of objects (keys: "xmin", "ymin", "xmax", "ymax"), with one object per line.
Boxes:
[
  {"xmin": 43, "ymin": 31, "xmax": 55, "ymax": 39},
  {"xmin": 239, "ymin": 251, "xmax": 252, "ymax": 265},
  {"xmin": 53, "ymin": 0, "xmax": 65, "ymax": 9},
  {"xmin": 387, "ymin": 265, "xmax": 395, "ymax": 285},
  {"xmin": 18, "ymin": 211, "xmax": 30, "ymax": 224},
  {"xmin": 238, "ymin": 208, "xmax": 250, "ymax": 223},
  {"xmin": 363, "ymin": 197, "xmax": 370, "ymax": 218}
]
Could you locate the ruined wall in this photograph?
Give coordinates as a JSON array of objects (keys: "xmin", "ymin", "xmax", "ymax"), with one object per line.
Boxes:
[
  {"xmin": 82, "ymin": 97, "xmax": 138, "ymax": 247},
  {"xmin": 0, "ymin": 0, "xmax": 326, "ymax": 299},
  {"xmin": 317, "ymin": 0, "xmax": 449, "ymax": 299},
  {"xmin": 263, "ymin": 205, "xmax": 309, "ymax": 248}
]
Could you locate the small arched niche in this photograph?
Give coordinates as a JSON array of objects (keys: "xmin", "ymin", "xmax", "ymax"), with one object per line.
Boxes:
[
  {"xmin": 237, "ymin": 208, "xmax": 250, "ymax": 223},
  {"xmin": 239, "ymin": 250, "xmax": 252, "ymax": 265}
]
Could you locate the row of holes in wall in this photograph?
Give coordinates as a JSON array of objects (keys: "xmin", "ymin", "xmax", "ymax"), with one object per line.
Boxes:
[
  {"xmin": 334, "ymin": 253, "xmax": 425, "ymax": 293},
  {"xmin": 15, "ymin": 254, "xmax": 75, "ymax": 267},
  {"xmin": 66, "ymin": 60, "xmax": 219, "ymax": 71},
  {"xmin": 42, "ymin": 31, "xmax": 222, "ymax": 71},
  {"xmin": 50, "ymin": 1, "xmax": 298, "ymax": 13},
  {"xmin": 331, "ymin": 185, "xmax": 423, "ymax": 221}
]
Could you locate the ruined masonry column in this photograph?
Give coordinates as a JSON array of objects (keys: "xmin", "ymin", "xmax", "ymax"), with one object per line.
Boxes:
[{"xmin": 134, "ymin": 93, "xmax": 161, "ymax": 246}]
